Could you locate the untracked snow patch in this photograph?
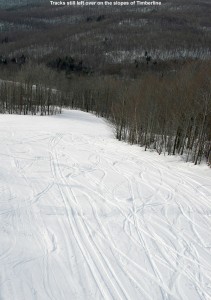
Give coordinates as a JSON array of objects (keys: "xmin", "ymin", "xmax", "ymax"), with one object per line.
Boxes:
[{"xmin": 0, "ymin": 109, "xmax": 211, "ymax": 300}]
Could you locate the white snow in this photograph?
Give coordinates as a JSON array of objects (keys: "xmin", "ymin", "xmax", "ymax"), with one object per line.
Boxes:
[{"xmin": 0, "ymin": 109, "xmax": 211, "ymax": 300}]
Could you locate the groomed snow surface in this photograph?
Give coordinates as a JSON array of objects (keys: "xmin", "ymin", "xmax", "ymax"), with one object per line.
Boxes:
[{"xmin": 0, "ymin": 109, "xmax": 211, "ymax": 300}]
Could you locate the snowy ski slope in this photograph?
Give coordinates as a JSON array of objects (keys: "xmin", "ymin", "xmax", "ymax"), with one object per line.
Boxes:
[{"xmin": 0, "ymin": 109, "xmax": 211, "ymax": 300}]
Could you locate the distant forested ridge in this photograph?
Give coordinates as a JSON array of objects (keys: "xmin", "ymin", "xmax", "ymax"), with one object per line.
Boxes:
[{"xmin": 0, "ymin": 0, "xmax": 47, "ymax": 9}]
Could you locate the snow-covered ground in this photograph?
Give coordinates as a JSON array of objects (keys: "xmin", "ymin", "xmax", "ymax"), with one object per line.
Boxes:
[{"xmin": 0, "ymin": 109, "xmax": 211, "ymax": 300}]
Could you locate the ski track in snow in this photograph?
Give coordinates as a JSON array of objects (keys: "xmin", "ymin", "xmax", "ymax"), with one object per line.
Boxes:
[{"xmin": 0, "ymin": 109, "xmax": 211, "ymax": 300}]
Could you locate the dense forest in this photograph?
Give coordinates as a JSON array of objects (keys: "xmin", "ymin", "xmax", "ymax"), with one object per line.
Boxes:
[{"xmin": 0, "ymin": 0, "xmax": 210, "ymax": 165}]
